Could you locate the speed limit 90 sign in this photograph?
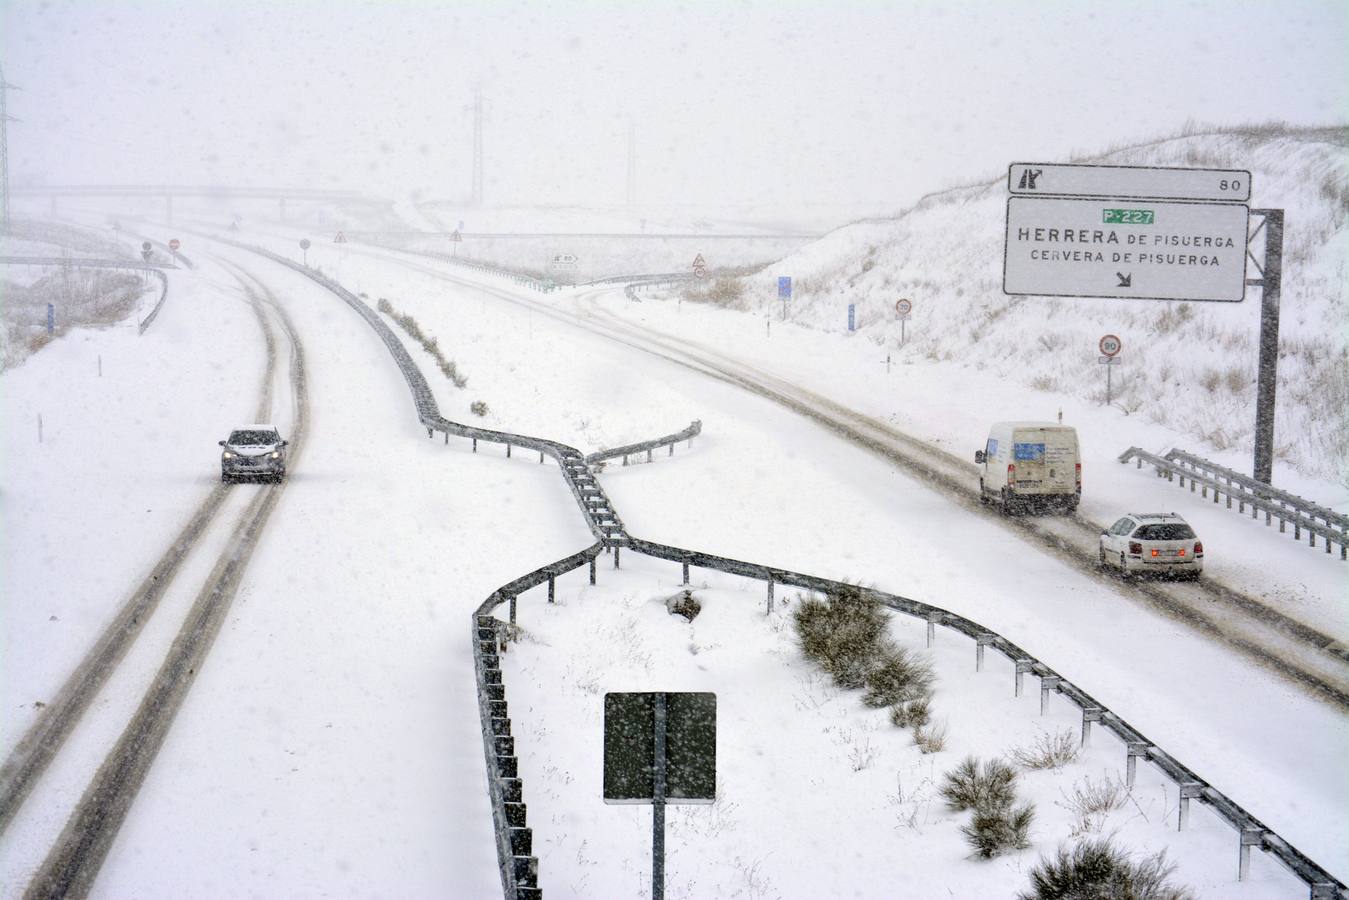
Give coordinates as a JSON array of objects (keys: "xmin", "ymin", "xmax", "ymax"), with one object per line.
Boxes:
[{"xmin": 1099, "ymin": 334, "xmax": 1122, "ymax": 357}]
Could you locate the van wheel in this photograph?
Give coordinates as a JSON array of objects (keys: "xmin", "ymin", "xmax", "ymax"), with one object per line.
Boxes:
[
  {"xmin": 1098, "ymin": 546, "xmax": 1106, "ymax": 568},
  {"xmin": 1000, "ymin": 491, "xmax": 1013, "ymax": 516}
]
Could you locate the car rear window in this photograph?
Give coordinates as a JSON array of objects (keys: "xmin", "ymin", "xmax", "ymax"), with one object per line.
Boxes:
[
  {"xmin": 229, "ymin": 430, "xmax": 279, "ymax": 445},
  {"xmin": 1134, "ymin": 523, "xmax": 1196, "ymax": 540}
]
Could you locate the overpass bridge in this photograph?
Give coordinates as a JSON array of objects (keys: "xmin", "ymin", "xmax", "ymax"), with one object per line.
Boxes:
[{"xmin": 8, "ymin": 184, "xmax": 389, "ymax": 223}]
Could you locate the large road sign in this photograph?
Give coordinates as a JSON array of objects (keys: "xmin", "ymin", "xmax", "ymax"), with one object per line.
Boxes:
[
  {"xmin": 1003, "ymin": 197, "xmax": 1248, "ymax": 302},
  {"xmin": 778, "ymin": 276, "xmax": 792, "ymax": 299},
  {"xmin": 168, "ymin": 238, "xmax": 180, "ymax": 251},
  {"xmin": 1009, "ymin": 163, "xmax": 1251, "ymax": 202},
  {"xmin": 1099, "ymin": 334, "xmax": 1122, "ymax": 357}
]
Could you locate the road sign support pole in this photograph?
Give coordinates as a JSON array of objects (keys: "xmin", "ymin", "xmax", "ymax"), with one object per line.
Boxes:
[
  {"xmin": 652, "ymin": 692, "xmax": 667, "ymax": 900},
  {"xmin": 1249, "ymin": 209, "xmax": 1283, "ymax": 486},
  {"xmin": 1106, "ymin": 361, "xmax": 1112, "ymax": 407}
]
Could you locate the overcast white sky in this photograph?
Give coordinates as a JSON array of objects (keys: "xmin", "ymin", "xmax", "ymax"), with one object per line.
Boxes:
[{"xmin": 2, "ymin": 0, "xmax": 1346, "ymax": 213}]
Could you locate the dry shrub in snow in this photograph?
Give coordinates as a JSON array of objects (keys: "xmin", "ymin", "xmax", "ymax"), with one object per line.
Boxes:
[
  {"xmin": 961, "ymin": 801, "xmax": 1034, "ymax": 858},
  {"xmin": 792, "ymin": 585, "xmax": 888, "ymax": 690},
  {"xmin": 890, "ymin": 695, "xmax": 932, "ymax": 729},
  {"xmin": 941, "ymin": 756, "xmax": 1018, "ymax": 812},
  {"xmin": 913, "ymin": 720, "xmax": 947, "ymax": 754},
  {"xmin": 1009, "ymin": 728, "xmax": 1080, "ymax": 770},
  {"xmin": 862, "ymin": 646, "xmax": 933, "ymax": 709},
  {"xmin": 470, "ymin": 400, "xmax": 489, "ymax": 417},
  {"xmin": 1018, "ymin": 839, "xmax": 1195, "ymax": 900},
  {"xmin": 943, "ymin": 756, "xmax": 1035, "ymax": 858}
]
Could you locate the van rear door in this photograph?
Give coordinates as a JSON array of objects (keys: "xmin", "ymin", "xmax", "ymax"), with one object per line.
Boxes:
[{"xmin": 1011, "ymin": 428, "xmax": 1076, "ymax": 495}]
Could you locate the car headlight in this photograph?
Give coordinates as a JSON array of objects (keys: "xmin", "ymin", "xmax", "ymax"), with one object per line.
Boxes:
[
  {"xmin": 269, "ymin": 451, "xmax": 281, "ymax": 459},
  {"xmin": 223, "ymin": 451, "xmax": 236, "ymax": 459}
]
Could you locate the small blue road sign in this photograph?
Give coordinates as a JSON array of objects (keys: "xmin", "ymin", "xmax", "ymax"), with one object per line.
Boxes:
[
  {"xmin": 47, "ymin": 304, "xmax": 54, "ymax": 335},
  {"xmin": 778, "ymin": 276, "xmax": 792, "ymax": 299},
  {"xmin": 848, "ymin": 303, "xmax": 855, "ymax": 331}
]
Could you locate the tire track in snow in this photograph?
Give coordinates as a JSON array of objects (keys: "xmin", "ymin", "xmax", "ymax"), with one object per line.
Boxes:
[
  {"xmin": 19, "ymin": 259, "xmax": 309, "ymax": 898},
  {"xmin": 0, "ymin": 264, "xmax": 278, "ymax": 838}
]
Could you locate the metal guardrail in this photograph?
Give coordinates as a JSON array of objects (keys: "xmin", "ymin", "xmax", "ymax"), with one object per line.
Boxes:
[
  {"xmin": 243, "ymin": 241, "xmax": 1346, "ymax": 899},
  {"xmin": 350, "ymin": 234, "xmax": 558, "ymax": 292},
  {"xmin": 485, "ymin": 535, "xmax": 1347, "ymax": 899},
  {"xmin": 584, "ymin": 420, "xmax": 701, "ymax": 466},
  {"xmin": 1119, "ymin": 447, "xmax": 1347, "ymax": 560},
  {"xmin": 0, "ymin": 255, "xmax": 174, "ymax": 336}
]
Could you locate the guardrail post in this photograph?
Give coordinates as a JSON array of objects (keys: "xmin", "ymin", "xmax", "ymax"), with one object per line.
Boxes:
[
  {"xmin": 1040, "ymin": 675, "xmax": 1061, "ymax": 715},
  {"xmin": 589, "ymin": 557, "xmax": 597, "ymax": 585},
  {"xmin": 539, "ymin": 451, "xmax": 544, "ymax": 464},
  {"xmin": 1080, "ymin": 707, "xmax": 1102, "ymax": 746},
  {"xmin": 548, "ymin": 576, "xmax": 555, "ymax": 604},
  {"xmin": 444, "ymin": 431, "xmax": 448, "ymax": 445},
  {"xmin": 1238, "ymin": 828, "xmax": 1264, "ymax": 880},
  {"xmin": 622, "ymin": 454, "xmax": 629, "ymax": 466},
  {"xmin": 614, "ymin": 546, "xmax": 621, "ymax": 569},
  {"xmin": 507, "ymin": 443, "xmax": 512, "ymax": 458},
  {"xmin": 1126, "ymin": 742, "xmax": 1149, "ymax": 788},
  {"xmin": 975, "ymin": 634, "xmax": 994, "ymax": 672},
  {"xmin": 682, "ymin": 561, "xmax": 689, "ymax": 585},
  {"xmin": 1014, "ymin": 659, "xmax": 1033, "ymax": 696},
  {"xmin": 472, "ymin": 438, "xmax": 478, "ymax": 453},
  {"xmin": 767, "ymin": 579, "xmax": 774, "ymax": 614},
  {"xmin": 926, "ymin": 611, "xmax": 944, "ymax": 647},
  {"xmin": 426, "ymin": 426, "xmax": 433, "ymax": 438},
  {"xmin": 647, "ymin": 448, "xmax": 653, "ymax": 463},
  {"xmin": 1177, "ymin": 782, "xmax": 1202, "ymax": 830},
  {"xmin": 509, "ymin": 594, "xmax": 517, "ymax": 625}
]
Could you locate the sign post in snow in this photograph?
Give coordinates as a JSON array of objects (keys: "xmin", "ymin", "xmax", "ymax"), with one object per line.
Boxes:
[
  {"xmin": 299, "ymin": 238, "xmax": 311, "ymax": 266},
  {"xmin": 847, "ymin": 303, "xmax": 855, "ymax": 332},
  {"xmin": 692, "ymin": 254, "xmax": 707, "ymax": 279},
  {"xmin": 1099, "ymin": 334, "xmax": 1122, "ymax": 406},
  {"xmin": 46, "ymin": 303, "xmax": 54, "ymax": 335},
  {"xmin": 604, "ymin": 691, "xmax": 716, "ymax": 900},
  {"xmin": 896, "ymin": 297, "xmax": 912, "ymax": 344},
  {"xmin": 777, "ymin": 274, "xmax": 791, "ymax": 320}
]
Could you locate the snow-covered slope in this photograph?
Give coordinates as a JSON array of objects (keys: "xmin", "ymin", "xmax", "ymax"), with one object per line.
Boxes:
[{"xmin": 720, "ymin": 126, "xmax": 1349, "ymax": 484}]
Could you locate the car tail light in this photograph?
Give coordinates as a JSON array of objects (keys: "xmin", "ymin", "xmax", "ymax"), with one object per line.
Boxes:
[
  {"xmin": 1129, "ymin": 542, "xmax": 1143, "ymax": 555},
  {"xmin": 1007, "ymin": 464, "xmax": 1016, "ymax": 485},
  {"xmin": 1194, "ymin": 542, "xmax": 1204, "ymax": 558},
  {"xmin": 1150, "ymin": 548, "xmax": 1160, "ymax": 557},
  {"xmin": 1075, "ymin": 463, "xmax": 1082, "ymax": 493}
]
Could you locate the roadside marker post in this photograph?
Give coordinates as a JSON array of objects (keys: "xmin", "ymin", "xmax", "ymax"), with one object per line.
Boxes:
[{"xmin": 778, "ymin": 275, "xmax": 791, "ymax": 321}]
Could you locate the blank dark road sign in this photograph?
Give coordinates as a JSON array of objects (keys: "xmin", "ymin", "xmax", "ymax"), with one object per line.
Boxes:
[{"xmin": 603, "ymin": 692, "xmax": 716, "ymax": 804}]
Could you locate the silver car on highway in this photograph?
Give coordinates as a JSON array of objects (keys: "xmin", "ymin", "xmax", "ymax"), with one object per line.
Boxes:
[{"xmin": 219, "ymin": 425, "xmax": 288, "ymax": 483}]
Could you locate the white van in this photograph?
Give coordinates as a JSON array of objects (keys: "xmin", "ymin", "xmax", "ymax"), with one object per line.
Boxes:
[{"xmin": 975, "ymin": 422, "xmax": 1080, "ymax": 514}]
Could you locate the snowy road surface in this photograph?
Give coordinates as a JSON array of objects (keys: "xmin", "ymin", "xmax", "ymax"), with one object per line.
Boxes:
[{"xmin": 2, "ymin": 225, "xmax": 1345, "ymax": 896}]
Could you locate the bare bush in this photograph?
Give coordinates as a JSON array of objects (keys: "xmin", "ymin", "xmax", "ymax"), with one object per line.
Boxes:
[
  {"xmin": 890, "ymin": 695, "xmax": 932, "ymax": 729},
  {"xmin": 1059, "ymin": 773, "xmax": 1126, "ymax": 835},
  {"xmin": 1019, "ymin": 839, "xmax": 1195, "ymax": 900},
  {"xmin": 793, "ymin": 584, "xmax": 889, "ymax": 690},
  {"xmin": 941, "ymin": 757, "xmax": 1018, "ymax": 813},
  {"xmin": 1008, "ymin": 729, "xmax": 1080, "ymax": 771},
  {"xmin": 961, "ymin": 801, "xmax": 1034, "ymax": 858},
  {"xmin": 913, "ymin": 720, "xmax": 947, "ymax": 754},
  {"xmin": 862, "ymin": 646, "xmax": 934, "ymax": 709},
  {"xmin": 470, "ymin": 400, "xmax": 489, "ymax": 417}
]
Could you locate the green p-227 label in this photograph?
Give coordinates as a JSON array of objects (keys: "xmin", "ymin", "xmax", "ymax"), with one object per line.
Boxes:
[{"xmin": 1103, "ymin": 208, "xmax": 1155, "ymax": 225}]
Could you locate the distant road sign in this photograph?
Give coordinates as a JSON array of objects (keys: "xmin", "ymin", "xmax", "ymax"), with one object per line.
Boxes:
[
  {"xmin": 168, "ymin": 239, "xmax": 181, "ymax": 251},
  {"xmin": 778, "ymin": 276, "xmax": 792, "ymax": 299},
  {"xmin": 334, "ymin": 231, "xmax": 347, "ymax": 243},
  {"xmin": 1003, "ymin": 197, "xmax": 1248, "ymax": 302},
  {"xmin": 896, "ymin": 298, "xmax": 912, "ymax": 316},
  {"xmin": 1008, "ymin": 163, "xmax": 1251, "ymax": 202},
  {"xmin": 141, "ymin": 241, "xmax": 152, "ymax": 251},
  {"xmin": 1099, "ymin": 334, "xmax": 1122, "ymax": 357},
  {"xmin": 553, "ymin": 253, "xmax": 578, "ymax": 264},
  {"xmin": 450, "ymin": 229, "xmax": 462, "ymax": 242},
  {"xmin": 299, "ymin": 238, "xmax": 311, "ymax": 250}
]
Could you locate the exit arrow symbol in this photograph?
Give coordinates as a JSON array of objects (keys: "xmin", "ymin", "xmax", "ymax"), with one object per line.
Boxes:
[{"xmin": 1116, "ymin": 272, "xmax": 1132, "ymax": 288}]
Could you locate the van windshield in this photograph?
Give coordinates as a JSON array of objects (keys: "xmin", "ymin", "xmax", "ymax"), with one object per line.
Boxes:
[{"xmin": 1135, "ymin": 523, "xmax": 1196, "ymax": 540}]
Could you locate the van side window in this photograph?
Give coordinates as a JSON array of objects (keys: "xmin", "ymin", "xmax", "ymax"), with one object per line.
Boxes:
[{"xmin": 986, "ymin": 439, "xmax": 998, "ymax": 457}]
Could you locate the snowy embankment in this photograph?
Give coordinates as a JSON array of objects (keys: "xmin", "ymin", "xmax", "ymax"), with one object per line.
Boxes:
[{"xmin": 713, "ymin": 126, "xmax": 1349, "ymax": 486}]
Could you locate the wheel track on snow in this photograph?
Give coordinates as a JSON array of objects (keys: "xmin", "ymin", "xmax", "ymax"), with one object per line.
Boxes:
[
  {"xmin": 16, "ymin": 260, "xmax": 308, "ymax": 898},
  {"xmin": 0, "ymin": 263, "xmax": 280, "ymax": 838}
]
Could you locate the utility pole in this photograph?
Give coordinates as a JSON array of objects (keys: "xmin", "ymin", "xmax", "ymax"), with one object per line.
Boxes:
[
  {"xmin": 472, "ymin": 86, "xmax": 484, "ymax": 207},
  {"xmin": 0, "ymin": 60, "xmax": 19, "ymax": 233},
  {"xmin": 626, "ymin": 119, "xmax": 637, "ymax": 208}
]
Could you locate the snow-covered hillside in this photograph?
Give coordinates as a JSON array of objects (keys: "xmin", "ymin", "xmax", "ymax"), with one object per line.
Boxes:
[{"xmin": 710, "ymin": 126, "xmax": 1349, "ymax": 484}]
